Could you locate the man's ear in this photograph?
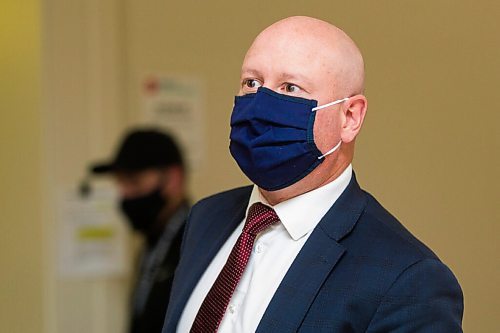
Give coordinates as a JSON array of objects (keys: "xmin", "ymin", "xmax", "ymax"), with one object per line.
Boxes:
[{"xmin": 341, "ymin": 95, "xmax": 367, "ymax": 143}]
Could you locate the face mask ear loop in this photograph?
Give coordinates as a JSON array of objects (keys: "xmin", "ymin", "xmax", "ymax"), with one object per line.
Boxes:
[
  {"xmin": 318, "ymin": 141, "xmax": 342, "ymax": 160},
  {"xmin": 311, "ymin": 97, "xmax": 349, "ymax": 112}
]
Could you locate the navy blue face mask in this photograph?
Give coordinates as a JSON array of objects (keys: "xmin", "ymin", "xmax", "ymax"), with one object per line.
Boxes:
[{"xmin": 229, "ymin": 87, "xmax": 348, "ymax": 191}]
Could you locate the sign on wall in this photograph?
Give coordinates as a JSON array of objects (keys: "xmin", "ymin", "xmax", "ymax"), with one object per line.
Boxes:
[
  {"xmin": 58, "ymin": 183, "xmax": 129, "ymax": 278},
  {"xmin": 141, "ymin": 75, "xmax": 204, "ymax": 170}
]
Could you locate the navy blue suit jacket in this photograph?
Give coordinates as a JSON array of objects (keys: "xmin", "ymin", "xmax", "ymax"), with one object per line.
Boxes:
[{"xmin": 163, "ymin": 175, "xmax": 463, "ymax": 332}]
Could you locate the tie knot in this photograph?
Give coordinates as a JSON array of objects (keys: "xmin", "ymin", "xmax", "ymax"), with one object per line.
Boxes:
[{"xmin": 243, "ymin": 202, "xmax": 280, "ymax": 235}]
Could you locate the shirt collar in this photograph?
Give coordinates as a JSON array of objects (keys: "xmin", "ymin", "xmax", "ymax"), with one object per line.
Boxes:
[{"xmin": 246, "ymin": 164, "xmax": 353, "ymax": 241}]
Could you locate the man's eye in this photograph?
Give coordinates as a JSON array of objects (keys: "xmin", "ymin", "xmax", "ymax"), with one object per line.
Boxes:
[
  {"xmin": 244, "ymin": 79, "xmax": 262, "ymax": 89},
  {"xmin": 284, "ymin": 83, "xmax": 301, "ymax": 93}
]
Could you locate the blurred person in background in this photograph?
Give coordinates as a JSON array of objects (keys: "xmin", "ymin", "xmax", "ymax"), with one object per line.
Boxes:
[{"xmin": 91, "ymin": 128, "xmax": 189, "ymax": 333}]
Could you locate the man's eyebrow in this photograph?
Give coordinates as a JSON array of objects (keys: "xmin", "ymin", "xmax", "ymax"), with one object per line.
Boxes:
[
  {"xmin": 278, "ymin": 72, "xmax": 314, "ymax": 86},
  {"xmin": 240, "ymin": 69, "xmax": 314, "ymax": 86},
  {"xmin": 240, "ymin": 68, "xmax": 264, "ymax": 78}
]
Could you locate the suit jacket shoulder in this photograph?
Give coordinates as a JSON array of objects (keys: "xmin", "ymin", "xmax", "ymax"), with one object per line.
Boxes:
[
  {"xmin": 349, "ymin": 191, "xmax": 440, "ymax": 267},
  {"xmin": 354, "ymin": 193, "xmax": 464, "ymax": 332}
]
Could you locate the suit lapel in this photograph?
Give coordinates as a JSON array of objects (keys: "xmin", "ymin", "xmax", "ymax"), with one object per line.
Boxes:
[
  {"xmin": 163, "ymin": 187, "xmax": 251, "ymax": 332},
  {"xmin": 256, "ymin": 229, "xmax": 346, "ymax": 332},
  {"xmin": 257, "ymin": 174, "xmax": 367, "ymax": 332}
]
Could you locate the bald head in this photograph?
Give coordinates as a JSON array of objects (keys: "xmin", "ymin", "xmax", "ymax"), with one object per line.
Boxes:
[
  {"xmin": 243, "ymin": 16, "xmax": 365, "ymax": 97},
  {"xmin": 237, "ymin": 16, "xmax": 368, "ymax": 204}
]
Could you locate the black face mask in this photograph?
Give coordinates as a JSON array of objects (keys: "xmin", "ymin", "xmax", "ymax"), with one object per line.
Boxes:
[{"xmin": 120, "ymin": 187, "xmax": 167, "ymax": 233}]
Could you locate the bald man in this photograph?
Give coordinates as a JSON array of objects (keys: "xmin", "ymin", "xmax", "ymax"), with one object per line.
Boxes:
[{"xmin": 162, "ymin": 17, "xmax": 463, "ymax": 333}]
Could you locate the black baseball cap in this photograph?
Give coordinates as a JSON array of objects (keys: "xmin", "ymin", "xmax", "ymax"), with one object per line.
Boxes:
[{"xmin": 90, "ymin": 128, "xmax": 184, "ymax": 174}]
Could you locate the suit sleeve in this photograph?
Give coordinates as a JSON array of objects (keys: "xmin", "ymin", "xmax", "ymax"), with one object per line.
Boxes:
[{"xmin": 366, "ymin": 258, "xmax": 464, "ymax": 333}]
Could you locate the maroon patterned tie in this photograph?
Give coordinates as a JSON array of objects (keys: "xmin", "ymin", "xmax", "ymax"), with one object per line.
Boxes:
[{"xmin": 190, "ymin": 202, "xmax": 280, "ymax": 333}]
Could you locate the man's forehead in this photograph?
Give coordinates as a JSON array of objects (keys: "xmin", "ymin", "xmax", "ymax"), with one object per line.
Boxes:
[
  {"xmin": 241, "ymin": 41, "xmax": 334, "ymax": 84},
  {"xmin": 241, "ymin": 17, "xmax": 364, "ymax": 94},
  {"xmin": 242, "ymin": 30, "xmax": 339, "ymax": 74}
]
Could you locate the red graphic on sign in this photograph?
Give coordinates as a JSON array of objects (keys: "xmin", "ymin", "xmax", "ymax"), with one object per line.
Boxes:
[{"xmin": 144, "ymin": 77, "xmax": 160, "ymax": 95}]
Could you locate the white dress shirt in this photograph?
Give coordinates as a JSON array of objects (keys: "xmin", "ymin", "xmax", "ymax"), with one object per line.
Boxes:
[{"xmin": 177, "ymin": 165, "xmax": 353, "ymax": 333}]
